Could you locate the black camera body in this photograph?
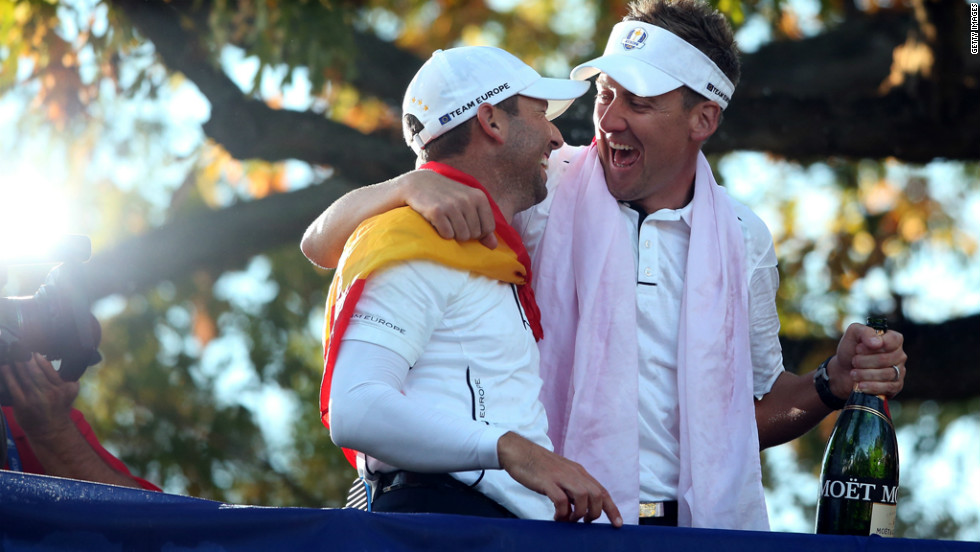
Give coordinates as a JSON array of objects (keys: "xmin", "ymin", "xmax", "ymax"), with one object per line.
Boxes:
[{"xmin": 0, "ymin": 235, "xmax": 102, "ymax": 382}]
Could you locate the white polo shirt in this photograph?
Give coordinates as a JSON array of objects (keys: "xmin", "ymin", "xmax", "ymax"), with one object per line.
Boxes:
[
  {"xmin": 514, "ymin": 144, "xmax": 784, "ymax": 503},
  {"xmin": 329, "ymin": 258, "xmax": 555, "ymax": 520}
]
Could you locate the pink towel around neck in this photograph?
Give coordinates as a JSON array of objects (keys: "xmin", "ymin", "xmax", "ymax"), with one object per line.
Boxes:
[
  {"xmin": 676, "ymin": 152, "xmax": 769, "ymax": 530},
  {"xmin": 533, "ymin": 145, "xmax": 640, "ymax": 525},
  {"xmin": 534, "ymin": 145, "xmax": 769, "ymax": 529}
]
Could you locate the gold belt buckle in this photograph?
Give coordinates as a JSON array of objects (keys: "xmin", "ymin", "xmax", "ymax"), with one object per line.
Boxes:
[{"xmin": 639, "ymin": 502, "xmax": 666, "ymax": 518}]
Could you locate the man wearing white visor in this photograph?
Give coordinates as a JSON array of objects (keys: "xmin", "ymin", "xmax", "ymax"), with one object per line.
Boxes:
[
  {"xmin": 303, "ymin": 0, "xmax": 907, "ymax": 530},
  {"xmin": 319, "ymin": 46, "xmax": 623, "ymax": 525}
]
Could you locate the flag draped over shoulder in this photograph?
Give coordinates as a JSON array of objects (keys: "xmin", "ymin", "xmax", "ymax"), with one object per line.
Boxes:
[{"xmin": 319, "ymin": 162, "xmax": 542, "ymax": 466}]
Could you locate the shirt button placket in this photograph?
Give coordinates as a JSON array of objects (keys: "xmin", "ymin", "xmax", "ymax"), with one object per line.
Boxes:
[{"xmin": 639, "ymin": 224, "xmax": 658, "ymax": 285}]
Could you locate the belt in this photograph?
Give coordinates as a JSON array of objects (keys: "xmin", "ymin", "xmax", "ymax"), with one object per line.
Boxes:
[
  {"xmin": 373, "ymin": 470, "xmax": 516, "ymax": 519},
  {"xmin": 377, "ymin": 471, "xmax": 473, "ymax": 494},
  {"xmin": 638, "ymin": 501, "xmax": 679, "ymax": 527}
]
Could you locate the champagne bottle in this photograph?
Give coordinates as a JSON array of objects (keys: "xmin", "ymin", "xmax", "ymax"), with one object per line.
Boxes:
[{"xmin": 815, "ymin": 317, "xmax": 900, "ymax": 537}]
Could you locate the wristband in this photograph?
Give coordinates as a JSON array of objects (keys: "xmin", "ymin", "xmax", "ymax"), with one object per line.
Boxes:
[{"xmin": 813, "ymin": 355, "xmax": 847, "ymax": 410}]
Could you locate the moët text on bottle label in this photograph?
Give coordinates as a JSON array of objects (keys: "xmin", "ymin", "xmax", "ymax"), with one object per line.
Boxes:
[{"xmin": 820, "ymin": 476, "xmax": 898, "ymax": 504}]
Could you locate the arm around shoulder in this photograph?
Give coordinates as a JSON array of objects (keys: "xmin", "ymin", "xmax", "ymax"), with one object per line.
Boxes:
[
  {"xmin": 301, "ymin": 176, "xmax": 415, "ymax": 268},
  {"xmin": 300, "ymin": 169, "xmax": 498, "ymax": 268}
]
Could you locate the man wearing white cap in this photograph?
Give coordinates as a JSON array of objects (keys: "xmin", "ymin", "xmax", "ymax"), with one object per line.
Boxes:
[
  {"xmin": 319, "ymin": 46, "xmax": 622, "ymax": 525},
  {"xmin": 304, "ymin": 0, "xmax": 906, "ymax": 529}
]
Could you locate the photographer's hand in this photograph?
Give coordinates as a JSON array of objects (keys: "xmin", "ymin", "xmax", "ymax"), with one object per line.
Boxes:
[
  {"xmin": 1, "ymin": 353, "xmax": 79, "ymax": 433},
  {"xmin": 0, "ymin": 354, "xmax": 144, "ymax": 488}
]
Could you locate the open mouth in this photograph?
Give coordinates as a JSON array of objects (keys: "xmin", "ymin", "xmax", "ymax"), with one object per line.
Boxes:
[{"xmin": 609, "ymin": 141, "xmax": 639, "ymax": 168}]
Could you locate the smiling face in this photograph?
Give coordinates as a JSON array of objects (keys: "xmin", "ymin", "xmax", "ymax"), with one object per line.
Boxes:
[
  {"xmin": 593, "ymin": 74, "xmax": 702, "ymax": 213},
  {"xmin": 501, "ymin": 95, "xmax": 564, "ymax": 211}
]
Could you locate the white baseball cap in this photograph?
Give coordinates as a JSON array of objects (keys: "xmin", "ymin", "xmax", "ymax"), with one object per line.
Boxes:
[
  {"xmin": 571, "ymin": 21, "xmax": 734, "ymax": 109},
  {"xmin": 403, "ymin": 46, "xmax": 590, "ymax": 154}
]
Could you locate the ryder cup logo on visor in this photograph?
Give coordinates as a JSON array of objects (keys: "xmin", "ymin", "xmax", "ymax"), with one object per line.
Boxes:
[{"xmin": 621, "ymin": 28, "xmax": 648, "ymax": 50}]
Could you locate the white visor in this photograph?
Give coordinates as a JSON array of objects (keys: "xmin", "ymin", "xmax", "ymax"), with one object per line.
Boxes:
[{"xmin": 571, "ymin": 21, "xmax": 734, "ymax": 109}]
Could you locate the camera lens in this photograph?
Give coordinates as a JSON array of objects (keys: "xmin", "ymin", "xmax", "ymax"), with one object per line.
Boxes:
[{"xmin": 0, "ymin": 264, "xmax": 102, "ymax": 381}]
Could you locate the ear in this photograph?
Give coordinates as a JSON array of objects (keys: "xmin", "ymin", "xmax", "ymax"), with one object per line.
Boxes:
[
  {"xmin": 474, "ymin": 102, "xmax": 507, "ymax": 145},
  {"xmin": 689, "ymin": 101, "xmax": 722, "ymax": 143}
]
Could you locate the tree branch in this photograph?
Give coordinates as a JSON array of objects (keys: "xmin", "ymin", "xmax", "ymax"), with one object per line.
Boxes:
[
  {"xmin": 112, "ymin": 0, "xmax": 979, "ymax": 170},
  {"xmin": 110, "ymin": 0, "xmax": 414, "ymax": 182},
  {"xmin": 80, "ymin": 177, "xmax": 356, "ymax": 299}
]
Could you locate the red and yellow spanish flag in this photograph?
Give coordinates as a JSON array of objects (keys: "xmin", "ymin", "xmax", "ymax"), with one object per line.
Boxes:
[{"xmin": 319, "ymin": 162, "xmax": 543, "ymax": 466}]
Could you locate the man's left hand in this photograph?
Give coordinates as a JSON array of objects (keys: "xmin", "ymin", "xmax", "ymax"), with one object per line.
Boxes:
[{"xmin": 828, "ymin": 323, "xmax": 907, "ymax": 399}]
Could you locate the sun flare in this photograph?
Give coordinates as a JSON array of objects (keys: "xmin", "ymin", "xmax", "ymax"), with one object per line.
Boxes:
[{"xmin": 0, "ymin": 166, "xmax": 73, "ymax": 264}]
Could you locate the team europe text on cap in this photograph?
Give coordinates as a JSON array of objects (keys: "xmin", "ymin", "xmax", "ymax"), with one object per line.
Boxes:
[
  {"xmin": 570, "ymin": 21, "xmax": 735, "ymax": 109},
  {"xmin": 403, "ymin": 46, "xmax": 590, "ymax": 153}
]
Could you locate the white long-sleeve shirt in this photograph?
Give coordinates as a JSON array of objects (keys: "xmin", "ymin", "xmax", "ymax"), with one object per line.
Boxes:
[{"xmin": 328, "ymin": 259, "xmax": 554, "ymax": 520}]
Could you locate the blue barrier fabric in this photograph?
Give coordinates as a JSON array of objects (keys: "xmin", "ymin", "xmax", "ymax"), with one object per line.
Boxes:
[{"xmin": 1, "ymin": 472, "xmax": 977, "ymax": 551}]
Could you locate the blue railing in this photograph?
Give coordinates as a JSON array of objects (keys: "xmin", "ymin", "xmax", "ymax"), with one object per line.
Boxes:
[{"xmin": 1, "ymin": 471, "xmax": 975, "ymax": 551}]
